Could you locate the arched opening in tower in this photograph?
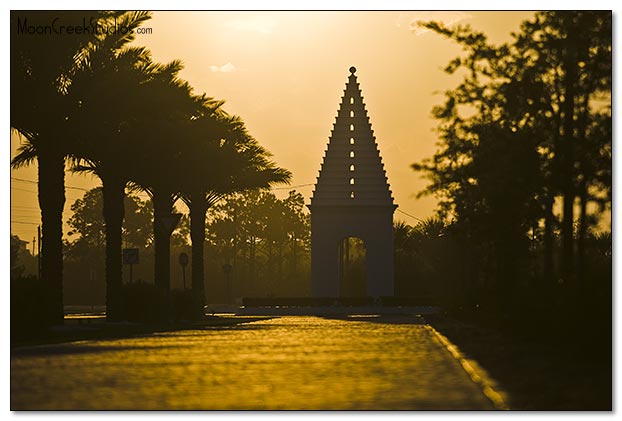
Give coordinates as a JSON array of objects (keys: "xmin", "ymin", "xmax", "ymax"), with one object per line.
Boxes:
[{"xmin": 338, "ymin": 237, "xmax": 367, "ymax": 297}]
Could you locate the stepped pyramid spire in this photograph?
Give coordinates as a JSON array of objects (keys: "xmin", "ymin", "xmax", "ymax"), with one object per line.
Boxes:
[
  {"xmin": 309, "ymin": 67, "xmax": 396, "ymax": 299},
  {"xmin": 311, "ymin": 66, "xmax": 395, "ymax": 207}
]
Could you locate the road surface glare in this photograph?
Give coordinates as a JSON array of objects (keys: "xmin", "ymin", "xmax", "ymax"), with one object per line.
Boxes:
[{"xmin": 11, "ymin": 315, "xmax": 493, "ymax": 410}]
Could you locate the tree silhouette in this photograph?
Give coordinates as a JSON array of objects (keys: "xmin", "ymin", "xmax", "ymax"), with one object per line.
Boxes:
[
  {"xmin": 11, "ymin": 11, "xmax": 124, "ymax": 323},
  {"xmin": 66, "ymin": 188, "xmax": 107, "ymax": 250},
  {"xmin": 67, "ymin": 187, "xmax": 154, "ymax": 250},
  {"xmin": 67, "ymin": 12, "xmax": 156, "ymax": 321},
  {"xmin": 12, "ymin": 11, "xmax": 293, "ymax": 324},
  {"xmin": 512, "ymin": 12, "xmax": 612, "ymax": 287},
  {"xmin": 206, "ymin": 190, "xmax": 308, "ymax": 299},
  {"xmin": 412, "ymin": 11, "xmax": 611, "ymax": 309},
  {"xmin": 178, "ymin": 108, "xmax": 291, "ymax": 311},
  {"xmin": 10, "ymin": 235, "xmax": 28, "ymax": 281},
  {"xmin": 125, "ymin": 69, "xmax": 200, "ymax": 306},
  {"xmin": 394, "ymin": 219, "xmax": 453, "ymax": 299}
]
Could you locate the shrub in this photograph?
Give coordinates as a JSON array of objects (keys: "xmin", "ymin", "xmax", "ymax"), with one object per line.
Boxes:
[
  {"xmin": 119, "ymin": 282, "xmax": 170, "ymax": 323},
  {"xmin": 119, "ymin": 283, "xmax": 204, "ymax": 323},
  {"xmin": 11, "ymin": 275, "xmax": 51, "ymax": 340}
]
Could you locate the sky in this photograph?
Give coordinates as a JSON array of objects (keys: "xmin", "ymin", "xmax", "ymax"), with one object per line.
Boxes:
[{"xmin": 10, "ymin": 11, "xmax": 537, "ymax": 242}]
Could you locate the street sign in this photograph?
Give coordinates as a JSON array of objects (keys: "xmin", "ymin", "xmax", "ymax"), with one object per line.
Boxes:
[
  {"xmin": 157, "ymin": 213, "xmax": 182, "ymax": 235},
  {"xmin": 122, "ymin": 248, "xmax": 139, "ymax": 265}
]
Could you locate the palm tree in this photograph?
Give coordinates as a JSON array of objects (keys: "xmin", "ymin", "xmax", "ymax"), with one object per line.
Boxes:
[
  {"xmin": 11, "ymin": 11, "xmax": 119, "ymax": 323},
  {"xmin": 67, "ymin": 14, "xmax": 191, "ymax": 321},
  {"xmin": 125, "ymin": 69, "xmax": 202, "ymax": 310},
  {"xmin": 73, "ymin": 53, "xmax": 200, "ymax": 320},
  {"xmin": 177, "ymin": 103, "xmax": 229, "ymax": 313},
  {"xmin": 178, "ymin": 109, "xmax": 291, "ymax": 312}
]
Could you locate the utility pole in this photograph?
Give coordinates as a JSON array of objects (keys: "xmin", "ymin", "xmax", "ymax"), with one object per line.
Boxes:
[{"xmin": 37, "ymin": 225, "xmax": 41, "ymax": 280}]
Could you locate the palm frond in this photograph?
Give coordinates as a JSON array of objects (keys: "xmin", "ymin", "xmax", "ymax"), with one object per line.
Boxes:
[
  {"xmin": 97, "ymin": 11, "xmax": 153, "ymax": 55},
  {"xmin": 127, "ymin": 180, "xmax": 153, "ymax": 200},
  {"xmin": 11, "ymin": 142, "xmax": 38, "ymax": 169},
  {"xmin": 68, "ymin": 157, "xmax": 100, "ymax": 176},
  {"xmin": 71, "ymin": 11, "xmax": 153, "ymax": 81}
]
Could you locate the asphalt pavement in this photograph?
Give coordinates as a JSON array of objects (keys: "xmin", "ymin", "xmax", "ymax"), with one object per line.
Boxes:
[{"xmin": 11, "ymin": 315, "xmax": 499, "ymax": 410}]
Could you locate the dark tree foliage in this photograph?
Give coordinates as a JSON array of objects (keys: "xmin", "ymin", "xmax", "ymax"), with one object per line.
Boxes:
[
  {"xmin": 11, "ymin": 10, "xmax": 290, "ymax": 324},
  {"xmin": 178, "ymin": 108, "xmax": 291, "ymax": 311},
  {"xmin": 11, "ymin": 11, "xmax": 114, "ymax": 323},
  {"xmin": 10, "ymin": 235, "xmax": 31, "ymax": 280},
  {"xmin": 62, "ymin": 187, "xmax": 193, "ymax": 307},
  {"xmin": 11, "ymin": 11, "xmax": 159, "ymax": 322},
  {"xmin": 411, "ymin": 12, "xmax": 611, "ymax": 323},
  {"xmin": 66, "ymin": 11, "xmax": 161, "ymax": 320},
  {"xmin": 206, "ymin": 190, "xmax": 310, "ymax": 301},
  {"xmin": 66, "ymin": 188, "xmax": 154, "ymax": 252}
]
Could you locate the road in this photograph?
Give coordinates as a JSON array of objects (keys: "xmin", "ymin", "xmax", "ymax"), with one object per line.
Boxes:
[{"xmin": 11, "ymin": 315, "xmax": 496, "ymax": 410}]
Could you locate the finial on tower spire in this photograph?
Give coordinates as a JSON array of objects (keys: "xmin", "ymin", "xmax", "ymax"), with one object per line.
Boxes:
[{"xmin": 349, "ymin": 66, "xmax": 356, "ymax": 74}]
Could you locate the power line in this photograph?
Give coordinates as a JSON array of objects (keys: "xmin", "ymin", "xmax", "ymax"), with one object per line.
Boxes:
[
  {"xmin": 11, "ymin": 221, "xmax": 40, "ymax": 225},
  {"xmin": 396, "ymin": 209, "xmax": 425, "ymax": 223},
  {"xmin": 10, "ymin": 177, "xmax": 37, "ymax": 184},
  {"xmin": 271, "ymin": 183, "xmax": 315, "ymax": 191},
  {"xmin": 11, "ymin": 205, "xmax": 41, "ymax": 210},
  {"xmin": 10, "ymin": 186, "xmax": 38, "ymax": 194},
  {"xmin": 11, "ymin": 177, "xmax": 89, "ymax": 191},
  {"xmin": 12, "ymin": 177, "xmax": 312, "ymax": 193},
  {"xmin": 10, "ymin": 186, "xmax": 85, "ymax": 197}
]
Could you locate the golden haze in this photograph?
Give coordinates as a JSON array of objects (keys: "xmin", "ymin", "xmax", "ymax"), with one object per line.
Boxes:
[{"xmin": 10, "ymin": 11, "xmax": 534, "ymax": 241}]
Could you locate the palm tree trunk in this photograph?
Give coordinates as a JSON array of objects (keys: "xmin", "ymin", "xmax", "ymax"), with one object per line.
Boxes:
[
  {"xmin": 189, "ymin": 194, "xmax": 207, "ymax": 312},
  {"xmin": 560, "ymin": 30, "xmax": 578, "ymax": 288},
  {"xmin": 37, "ymin": 148, "xmax": 66, "ymax": 325},
  {"xmin": 153, "ymin": 191, "xmax": 172, "ymax": 291},
  {"xmin": 102, "ymin": 176, "xmax": 125, "ymax": 321}
]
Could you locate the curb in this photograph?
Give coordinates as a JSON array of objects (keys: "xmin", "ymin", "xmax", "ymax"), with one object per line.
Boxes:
[{"xmin": 425, "ymin": 324, "xmax": 510, "ymax": 410}]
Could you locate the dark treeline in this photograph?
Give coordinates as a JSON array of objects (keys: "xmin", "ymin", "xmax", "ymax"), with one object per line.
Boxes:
[
  {"xmin": 61, "ymin": 188, "xmax": 189, "ymax": 306},
  {"xmin": 10, "ymin": 236, "xmax": 38, "ymax": 282},
  {"xmin": 11, "ymin": 11, "xmax": 290, "ymax": 329},
  {"xmin": 205, "ymin": 190, "xmax": 311, "ymax": 302},
  {"xmin": 13, "ymin": 188, "xmax": 312, "ymax": 307},
  {"xmin": 409, "ymin": 11, "xmax": 611, "ymax": 341}
]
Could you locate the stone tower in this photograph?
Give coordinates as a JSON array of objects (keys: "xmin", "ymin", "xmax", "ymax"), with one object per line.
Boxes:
[{"xmin": 309, "ymin": 67, "xmax": 397, "ymax": 298}]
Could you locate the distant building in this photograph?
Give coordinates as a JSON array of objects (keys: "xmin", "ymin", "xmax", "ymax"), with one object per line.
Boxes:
[{"xmin": 309, "ymin": 67, "xmax": 397, "ymax": 298}]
